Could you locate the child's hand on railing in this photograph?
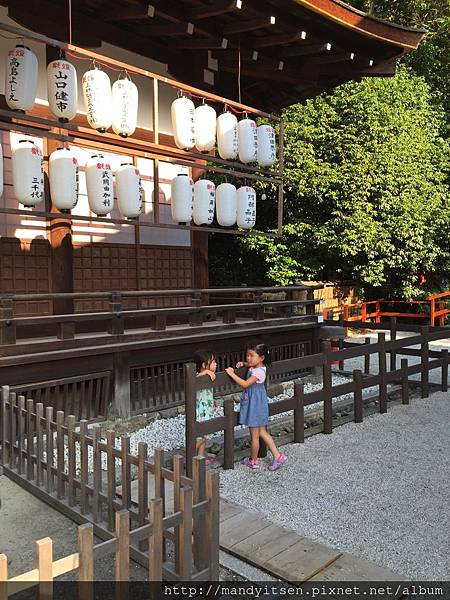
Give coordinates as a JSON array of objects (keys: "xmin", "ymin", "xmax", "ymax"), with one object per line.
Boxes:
[
  {"xmin": 236, "ymin": 361, "xmax": 246, "ymax": 368},
  {"xmin": 225, "ymin": 367, "xmax": 235, "ymax": 376}
]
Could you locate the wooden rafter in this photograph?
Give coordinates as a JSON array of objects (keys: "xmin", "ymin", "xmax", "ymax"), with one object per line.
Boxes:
[
  {"xmin": 179, "ymin": 37, "xmax": 228, "ymax": 50},
  {"xmin": 145, "ymin": 22, "xmax": 195, "ymax": 36},
  {"xmin": 188, "ymin": 0, "xmax": 239, "ymax": 20},
  {"xmin": 250, "ymin": 30, "xmax": 307, "ymax": 48},
  {"xmin": 223, "ymin": 16, "xmax": 274, "ymax": 35}
]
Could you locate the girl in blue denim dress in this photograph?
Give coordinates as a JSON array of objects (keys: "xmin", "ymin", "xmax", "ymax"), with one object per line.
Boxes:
[{"xmin": 226, "ymin": 342, "xmax": 287, "ymax": 471}]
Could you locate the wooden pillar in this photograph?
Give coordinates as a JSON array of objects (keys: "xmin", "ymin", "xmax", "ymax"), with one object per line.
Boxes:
[{"xmin": 45, "ymin": 46, "xmax": 74, "ymax": 316}]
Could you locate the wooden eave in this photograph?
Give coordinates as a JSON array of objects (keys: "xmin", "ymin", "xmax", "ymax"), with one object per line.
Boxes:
[{"xmin": 0, "ymin": 0, "xmax": 426, "ymax": 111}]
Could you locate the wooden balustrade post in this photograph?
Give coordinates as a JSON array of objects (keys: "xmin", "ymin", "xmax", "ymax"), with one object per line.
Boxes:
[
  {"xmin": 420, "ymin": 326, "xmax": 430, "ymax": 399},
  {"xmin": 343, "ymin": 305, "xmax": 349, "ymax": 322},
  {"xmin": 441, "ymin": 349, "xmax": 449, "ymax": 393},
  {"xmin": 67, "ymin": 415, "xmax": 76, "ymax": 506},
  {"xmin": 18, "ymin": 396, "xmax": 26, "ymax": 476},
  {"xmin": 26, "ymin": 398, "xmax": 35, "ymax": 481},
  {"xmin": 378, "ymin": 333, "xmax": 387, "ymax": 413},
  {"xmin": 430, "ymin": 298, "xmax": 436, "ymax": 327},
  {"xmin": 338, "ymin": 314, "xmax": 344, "ymax": 370},
  {"xmin": 108, "ymin": 292, "xmax": 124, "ymax": 335},
  {"xmin": 148, "ymin": 497, "xmax": 163, "ymax": 582},
  {"xmin": 8, "ymin": 392, "xmax": 17, "ymax": 472},
  {"xmin": 253, "ymin": 291, "xmax": 265, "ymax": 321},
  {"xmin": 293, "ymin": 381, "xmax": 305, "ymax": 443},
  {"xmin": 364, "ymin": 337, "xmax": 371, "ymax": 374},
  {"xmin": 0, "ymin": 297, "xmax": 16, "ymax": 346},
  {"xmin": 389, "ymin": 317, "xmax": 397, "ymax": 371},
  {"xmin": 322, "ymin": 341, "xmax": 333, "ymax": 434},
  {"xmin": 184, "ymin": 363, "xmax": 198, "ymax": 479},
  {"xmin": 189, "ymin": 292, "xmax": 203, "ymax": 327},
  {"xmin": 45, "ymin": 406, "xmax": 53, "ymax": 491},
  {"xmin": 361, "ymin": 302, "xmax": 367, "ymax": 323},
  {"xmin": 206, "ymin": 469, "xmax": 220, "ymax": 580},
  {"xmin": 192, "ymin": 456, "xmax": 207, "ymax": 571},
  {"xmin": 35, "ymin": 401, "xmax": 43, "ymax": 486},
  {"xmin": 376, "ymin": 301, "xmax": 381, "ymax": 324},
  {"xmin": 79, "ymin": 420, "xmax": 89, "ymax": 514},
  {"xmin": 36, "ymin": 537, "xmax": 53, "ymax": 600},
  {"xmin": 353, "ymin": 369, "xmax": 363, "ymax": 423},
  {"xmin": 401, "ymin": 359, "xmax": 409, "ymax": 405},
  {"xmin": 56, "ymin": 321, "xmax": 75, "ymax": 341},
  {"xmin": 305, "ymin": 287, "xmax": 315, "ymax": 316},
  {"xmin": 112, "ymin": 351, "xmax": 131, "ymax": 418},
  {"xmin": 223, "ymin": 398, "xmax": 235, "ymax": 469},
  {"xmin": 179, "ymin": 485, "xmax": 193, "ymax": 580},
  {"xmin": 1, "ymin": 386, "xmax": 9, "ymax": 466}
]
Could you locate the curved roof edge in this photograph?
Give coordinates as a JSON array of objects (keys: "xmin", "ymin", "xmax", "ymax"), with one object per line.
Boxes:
[{"xmin": 293, "ymin": 0, "xmax": 427, "ymax": 50}]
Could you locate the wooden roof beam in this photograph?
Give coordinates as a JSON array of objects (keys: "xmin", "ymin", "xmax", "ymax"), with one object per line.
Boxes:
[
  {"xmin": 280, "ymin": 42, "xmax": 332, "ymax": 57},
  {"xmin": 219, "ymin": 62, "xmax": 317, "ymax": 85},
  {"xmin": 223, "ymin": 16, "xmax": 276, "ymax": 35},
  {"xmin": 107, "ymin": 4, "xmax": 155, "ymax": 21},
  {"xmin": 251, "ymin": 30, "xmax": 307, "ymax": 48},
  {"xmin": 145, "ymin": 22, "xmax": 195, "ymax": 36},
  {"xmin": 179, "ymin": 37, "xmax": 229, "ymax": 50},
  {"xmin": 188, "ymin": 0, "xmax": 241, "ymax": 21}
]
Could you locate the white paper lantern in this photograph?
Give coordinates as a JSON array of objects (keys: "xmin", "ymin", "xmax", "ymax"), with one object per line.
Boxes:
[
  {"xmin": 238, "ymin": 117, "xmax": 258, "ymax": 164},
  {"xmin": 82, "ymin": 67, "xmax": 113, "ymax": 132},
  {"xmin": 112, "ymin": 75, "xmax": 138, "ymax": 138},
  {"xmin": 12, "ymin": 140, "xmax": 44, "ymax": 207},
  {"xmin": 116, "ymin": 163, "xmax": 142, "ymax": 219},
  {"xmin": 257, "ymin": 124, "xmax": 277, "ymax": 167},
  {"xmin": 171, "ymin": 96, "xmax": 196, "ymax": 150},
  {"xmin": 85, "ymin": 154, "xmax": 114, "ymax": 216},
  {"xmin": 0, "ymin": 142, "xmax": 3, "ymax": 199},
  {"xmin": 47, "ymin": 59, "xmax": 78, "ymax": 122},
  {"xmin": 217, "ymin": 111, "xmax": 238, "ymax": 160},
  {"xmin": 216, "ymin": 182, "xmax": 237, "ymax": 227},
  {"xmin": 171, "ymin": 173, "xmax": 193, "ymax": 224},
  {"xmin": 49, "ymin": 147, "xmax": 79, "ymax": 212},
  {"xmin": 5, "ymin": 45, "xmax": 38, "ymax": 112},
  {"xmin": 195, "ymin": 103, "xmax": 216, "ymax": 153},
  {"xmin": 237, "ymin": 186, "xmax": 256, "ymax": 229},
  {"xmin": 193, "ymin": 180, "xmax": 215, "ymax": 225}
]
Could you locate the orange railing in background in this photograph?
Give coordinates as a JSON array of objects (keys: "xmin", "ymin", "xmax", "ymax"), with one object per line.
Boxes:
[{"xmin": 323, "ymin": 292, "xmax": 450, "ymax": 327}]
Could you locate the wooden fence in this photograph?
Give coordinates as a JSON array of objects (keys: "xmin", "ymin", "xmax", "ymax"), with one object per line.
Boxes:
[
  {"xmin": 0, "ymin": 389, "xmax": 219, "ymax": 582},
  {"xmin": 184, "ymin": 325, "xmax": 450, "ymax": 474}
]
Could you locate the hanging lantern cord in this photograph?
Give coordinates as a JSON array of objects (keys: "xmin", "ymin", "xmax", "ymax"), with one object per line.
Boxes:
[{"xmin": 68, "ymin": 0, "xmax": 73, "ymax": 46}]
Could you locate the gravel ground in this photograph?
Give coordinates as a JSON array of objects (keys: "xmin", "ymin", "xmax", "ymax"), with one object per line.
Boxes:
[{"xmin": 219, "ymin": 392, "xmax": 450, "ymax": 581}]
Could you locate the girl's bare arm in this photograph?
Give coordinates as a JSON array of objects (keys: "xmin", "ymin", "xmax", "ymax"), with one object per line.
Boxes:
[{"xmin": 225, "ymin": 368, "xmax": 257, "ymax": 389}]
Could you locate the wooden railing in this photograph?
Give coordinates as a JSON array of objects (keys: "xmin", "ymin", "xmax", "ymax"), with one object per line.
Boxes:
[
  {"xmin": 0, "ymin": 285, "xmax": 321, "ymax": 346},
  {"xmin": 0, "ymin": 389, "xmax": 220, "ymax": 581},
  {"xmin": 184, "ymin": 326, "xmax": 450, "ymax": 474},
  {"xmin": 323, "ymin": 292, "xmax": 450, "ymax": 327}
]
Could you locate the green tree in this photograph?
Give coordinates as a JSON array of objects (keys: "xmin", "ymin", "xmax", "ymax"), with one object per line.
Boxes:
[{"xmin": 244, "ymin": 67, "xmax": 450, "ymax": 299}]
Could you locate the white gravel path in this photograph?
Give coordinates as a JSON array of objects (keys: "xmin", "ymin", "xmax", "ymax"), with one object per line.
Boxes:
[{"xmin": 219, "ymin": 393, "xmax": 450, "ymax": 581}]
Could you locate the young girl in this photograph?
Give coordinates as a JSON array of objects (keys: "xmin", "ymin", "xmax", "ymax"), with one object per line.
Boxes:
[
  {"xmin": 225, "ymin": 342, "xmax": 287, "ymax": 471},
  {"xmin": 193, "ymin": 349, "xmax": 217, "ymax": 466}
]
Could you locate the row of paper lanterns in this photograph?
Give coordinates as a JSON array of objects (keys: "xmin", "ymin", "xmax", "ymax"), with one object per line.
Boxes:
[
  {"xmin": 6, "ymin": 45, "xmax": 277, "ymax": 167},
  {"xmin": 6, "ymin": 44, "xmax": 138, "ymax": 136},
  {"xmin": 172, "ymin": 96, "xmax": 276, "ymax": 167},
  {"xmin": 1, "ymin": 140, "xmax": 142, "ymax": 218},
  {"xmin": 171, "ymin": 175, "xmax": 256, "ymax": 229},
  {"xmin": 2, "ymin": 140, "xmax": 255, "ymax": 228}
]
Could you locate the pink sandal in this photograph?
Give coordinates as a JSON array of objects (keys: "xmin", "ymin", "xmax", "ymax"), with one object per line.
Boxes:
[{"xmin": 243, "ymin": 457, "xmax": 259, "ymax": 470}]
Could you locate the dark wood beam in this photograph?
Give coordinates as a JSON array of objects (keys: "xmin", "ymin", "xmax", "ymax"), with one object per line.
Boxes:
[
  {"xmin": 213, "ymin": 48, "xmax": 259, "ymax": 61},
  {"xmin": 308, "ymin": 51, "xmax": 359, "ymax": 65},
  {"xmin": 250, "ymin": 30, "xmax": 307, "ymax": 48},
  {"xmin": 179, "ymin": 37, "xmax": 229, "ymax": 50},
  {"xmin": 223, "ymin": 16, "xmax": 274, "ymax": 35},
  {"xmin": 107, "ymin": 4, "xmax": 155, "ymax": 22},
  {"xmin": 145, "ymin": 22, "xmax": 195, "ymax": 36},
  {"xmin": 219, "ymin": 62, "xmax": 317, "ymax": 85},
  {"xmin": 280, "ymin": 42, "xmax": 330, "ymax": 57},
  {"xmin": 188, "ymin": 0, "xmax": 238, "ymax": 20}
]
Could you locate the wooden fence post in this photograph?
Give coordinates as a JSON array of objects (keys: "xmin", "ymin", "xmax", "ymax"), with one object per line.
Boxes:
[
  {"xmin": 112, "ymin": 351, "xmax": 131, "ymax": 418},
  {"xmin": 253, "ymin": 291, "xmax": 265, "ymax": 321},
  {"xmin": 322, "ymin": 341, "xmax": 333, "ymax": 434},
  {"xmin": 148, "ymin": 498, "xmax": 163, "ymax": 582},
  {"xmin": 35, "ymin": 401, "xmax": 43, "ymax": 486},
  {"xmin": 378, "ymin": 333, "xmax": 387, "ymax": 413},
  {"xmin": 108, "ymin": 292, "xmax": 124, "ymax": 335},
  {"xmin": 206, "ymin": 469, "xmax": 220, "ymax": 581},
  {"xmin": 36, "ymin": 537, "xmax": 53, "ymax": 600},
  {"xmin": 184, "ymin": 362, "xmax": 198, "ymax": 479},
  {"xmin": 106, "ymin": 431, "xmax": 116, "ymax": 531},
  {"xmin": 137, "ymin": 442, "xmax": 149, "ymax": 551},
  {"xmin": 441, "ymin": 349, "xmax": 448, "ymax": 393},
  {"xmin": 18, "ymin": 396, "xmax": 26, "ymax": 476},
  {"xmin": 115, "ymin": 510, "xmax": 130, "ymax": 582},
  {"xmin": 364, "ymin": 337, "xmax": 371, "ymax": 374},
  {"xmin": 79, "ymin": 420, "xmax": 88, "ymax": 514},
  {"xmin": 153, "ymin": 449, "xmax": 166, "ymax": 561},
  {"xmin": 26, "ymin": 398, "xmax": 34, "ymax": 481},
  {"xmin": 78, "ymin": 523, "xmax": 94, "ymax": 581},
  {"xmin": 293, "ymin": 382, "xmax": 305, "ymax": 443},
  {"xmin": 401, "ymin": 359, "xmax": 409, "ymax": 405},
  {"xmin": 45, "ymin": 405, "xmax": 53, "ymax": 492},
  {"xmin": 0, "ymin": 297, "xmax": 16, "ymax": 345},
  {"xmin": 390, "ymin": 317, "xmax": 397, "ymax": 371},
  {"xmin": 179, "ymin": 486, "xmax": 193, "ymax": 580},
  {"xmin": 67, "ymin": 415, "xmax": 76, "ymax": 506},
  {"xmin": 173, "ymin": 454, "xmax": 184, "ymax": 573},
  {"xmin": 420, "ymin": 326, "xmax": 430, "ymax": 399},
  {"xmin": 192, "ymin": 456, "xmax": 207, "ymax": 571},
  {"xmin": 8, "ymin": 392, "xmax": 17, "ymax": 471},
  {"xmin": 0, "ymin": 553, "xmax": 7, "ymax": 600},
  {"xmin": 120, "ymin": 436, "xmax": 131, "ymax": 511},
  {"xmin": 353, "ymin": 369, "xmax": 363, "ymax": 423},
  {"xmin": 338, "ymin": 314, "xmax": 344, "ymax": 371},
  {"xmin": 92, "ymin": 425, "xmax": 102, "ymax": 523},
  {"xmin": 223, "ymin": 399, "xmax": 235, "ymax": 469},
  {"xmin": 1, "ymin": 386, "xmax": 9, "ymax": 466}
]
